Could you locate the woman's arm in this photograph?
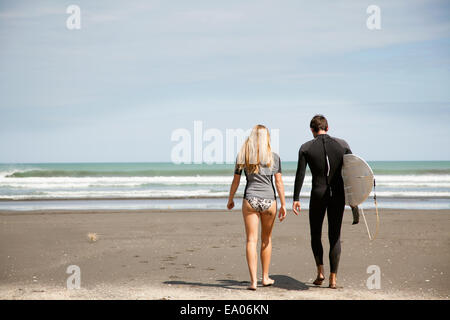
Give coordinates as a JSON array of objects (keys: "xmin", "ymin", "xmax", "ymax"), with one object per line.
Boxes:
[
  {"xmin": 274, "ymin": 172, "xmax": 287, "ymax": 221},
  {"xmin": 227, "ymin": 174, "xmax": 241, "ymax": 210}
]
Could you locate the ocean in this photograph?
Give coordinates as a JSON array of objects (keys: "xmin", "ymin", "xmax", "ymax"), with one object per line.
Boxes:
[{"xmin": 0, "ymin": 161, "xmax": 449, "ymax": 211}]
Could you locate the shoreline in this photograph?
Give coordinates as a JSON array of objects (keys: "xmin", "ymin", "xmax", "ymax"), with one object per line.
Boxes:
[
  {"xmin": 1, "ymin": 197, "xmax": 449, "ymax": 213},
  {"xmin": 1, "ymin": 208, "xmax": 450, "ymax": 216},
  {"xmin": 1, "ymin": 195, "xmax": 450, "ymax": 201}
]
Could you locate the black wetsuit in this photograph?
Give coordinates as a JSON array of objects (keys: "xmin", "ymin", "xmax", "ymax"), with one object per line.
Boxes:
[{"xmin": 293, "ymin": 134, "xmax": 352, "ymax": 273}]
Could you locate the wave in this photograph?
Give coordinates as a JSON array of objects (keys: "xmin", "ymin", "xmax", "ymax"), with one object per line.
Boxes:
[
  {"xmin": 2, "ymin": 167, "xmax": 234, "ymax": 178},
  {"xmin": 0, "ymin": 190, "xmax": 449, "ymax": 201},
  {"xmin": 0, "ymin": 189, "xmax": 229, "ymax": 200},
  {"xmin": 0, "ymin": 169, "xmax": 31, "ymax": 179},
  {"xmin": 1, "ymin": 167, "xmax": 450, "ymax": 201},
  {"xmin": 2, "ymin": 175, "xmax": 450, "ymax": 187},
  {"xmin": 3, "ymin": 174, "xmax": 450, "ymax": 181},
  {"xmin": 3, "ymin": 170, "xmax": 210, "ymax": 178},
  {"xmin": 0, "ymin": 175, "xmax": 234, "ymax": 183},
  {"xmin": 3, "ymin": 163, "xmax": 450, "ymax": 178},
  {"xmin": 1, "ymin": 199, "xmax": 449, "ymax": 211}
]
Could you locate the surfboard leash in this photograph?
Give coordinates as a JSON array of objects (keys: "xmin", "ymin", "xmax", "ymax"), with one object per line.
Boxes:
[
  {"xmin": 372, "ymin": 178, "xmax": 380, "ymax": 240},
  {"xmin": 361, "ymin": 178, "xmax": 380, "ymax": 241}
]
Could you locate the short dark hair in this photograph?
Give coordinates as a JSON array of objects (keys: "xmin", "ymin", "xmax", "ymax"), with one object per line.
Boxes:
[{"xmin": 310, "ymin": 115, "xmax": 328, "ymax": 132}]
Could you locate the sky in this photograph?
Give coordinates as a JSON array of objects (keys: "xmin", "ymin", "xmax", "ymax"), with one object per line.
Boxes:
[{"xmin": 0, "ymin": 0, "xmax": 449, "ymax": 163}]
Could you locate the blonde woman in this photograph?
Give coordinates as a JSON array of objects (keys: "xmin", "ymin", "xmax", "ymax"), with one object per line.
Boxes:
[{"xmin": 227, "ymin": 124, "xmax": 287, "ymax": 290}]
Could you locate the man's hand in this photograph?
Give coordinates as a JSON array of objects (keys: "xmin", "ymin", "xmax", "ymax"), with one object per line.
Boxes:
[
  {"xmin": 292, "ymin": 201, "xmax": 301, "ymax": 215},
  {"xmin": 227, "ymin": 199, "xmax": 235, "ymax": 210},
  {"xmin": 278, "ymin": 205, "xmax": 287, "ymax": 222}
]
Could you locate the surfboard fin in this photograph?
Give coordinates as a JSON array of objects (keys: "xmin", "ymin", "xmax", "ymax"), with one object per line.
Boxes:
[{"xmin": 351, "ymin": 206, "xmax": 360, "ymax": 225}]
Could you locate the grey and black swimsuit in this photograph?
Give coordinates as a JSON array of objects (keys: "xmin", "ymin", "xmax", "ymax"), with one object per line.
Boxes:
[{"xmin": 234, "ymin": 152, "xmax": 282, "ymax": 212}]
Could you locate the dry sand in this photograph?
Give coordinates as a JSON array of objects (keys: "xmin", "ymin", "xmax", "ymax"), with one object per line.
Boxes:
[{"xmin": 0, "ymin": 208, "xmax": 449, "ymax": 300}]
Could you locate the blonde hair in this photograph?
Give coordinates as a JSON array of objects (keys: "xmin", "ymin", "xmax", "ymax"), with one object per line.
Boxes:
[{"xmin": 237, "ymin": 124, "xmax": 273, "ymax": 174}]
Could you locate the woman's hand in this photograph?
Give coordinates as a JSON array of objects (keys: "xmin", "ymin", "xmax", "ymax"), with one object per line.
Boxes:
[
  {"xmin": 278, "ymin": 205, "xmax": 287, "ymax": 221},
  {"xmin": 227, "ymin": 174, "xmax": 241, "ymax": 210},
  {"xmin": 227, "ymin": 198, "xmax": 235, "ymax": 210},
  {"xmin": 274, "ymin": 173, "xmax": 287, "ymax": 221}
]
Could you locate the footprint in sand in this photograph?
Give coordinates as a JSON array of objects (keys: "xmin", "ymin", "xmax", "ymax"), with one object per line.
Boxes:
[
  {"xmin": 162, "ymin": 256, "xmax": 177, "ymax": 262},
  {"xmin": 211, "ymin": 246, "xmax": 220, "ymax": 249},
  {"xmin": 139, "ymin": 260, "xmax": 149, "ymax": 264}
]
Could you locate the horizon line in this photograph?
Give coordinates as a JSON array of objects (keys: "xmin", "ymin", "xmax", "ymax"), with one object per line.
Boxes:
[{"xmin": 1, "ymin": 160, "xmax": 450, "ymax": 165}]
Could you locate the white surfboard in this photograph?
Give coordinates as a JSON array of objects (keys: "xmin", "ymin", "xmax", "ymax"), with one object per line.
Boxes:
[
  {"xmin": 342, "ymin": 154, "xmax": 374, "ymax": 207},
  {"xmin": 342, "ymin": 154, "xmax": 379, "ymax": 240}
]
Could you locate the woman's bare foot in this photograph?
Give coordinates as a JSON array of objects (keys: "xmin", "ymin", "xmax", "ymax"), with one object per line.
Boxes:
[
  {"xmin": 262, "ymin": 277, "xmax": 275, "ymax": 287},
  {"xmin": 247, "ymin": 282, "xmax": 257, "ymax": 290}
]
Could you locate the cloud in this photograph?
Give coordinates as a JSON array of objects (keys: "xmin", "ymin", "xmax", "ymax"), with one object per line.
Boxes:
[
  {"xmin": 0, "ymin": 0, "xmax": 449, "ymax": 161},
  {"xmin": 3, "ymin": 0, "xmax": 449, "ymax": 58},
  {"xmin": 0, "ymin": 6, "xmax": 60, "ymax": 19}
]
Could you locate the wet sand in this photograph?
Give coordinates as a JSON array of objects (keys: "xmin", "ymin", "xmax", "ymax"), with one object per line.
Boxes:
[{"xmin": 0, "ymin": 208, "xmax": 449, "ymax": 300}]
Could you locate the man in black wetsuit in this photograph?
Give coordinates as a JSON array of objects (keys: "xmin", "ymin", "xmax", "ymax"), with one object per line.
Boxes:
[{"xmin": 292, "ymin": 115, "xmax": 354, "ymax": 289}]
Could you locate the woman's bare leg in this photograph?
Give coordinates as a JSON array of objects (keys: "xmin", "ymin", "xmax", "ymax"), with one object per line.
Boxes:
[
  {"xmin": 260, "ymin": 201, "xmax": 277, "ymax": 286},
  {"xmin": 242, "ymin": 200, "xmax": 260, "ymax": 290}
]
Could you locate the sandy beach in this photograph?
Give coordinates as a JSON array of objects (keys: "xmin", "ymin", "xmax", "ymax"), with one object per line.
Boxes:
[{"xmin": 0, "ymin": 208, "xmax": 449, "ymax": 300}]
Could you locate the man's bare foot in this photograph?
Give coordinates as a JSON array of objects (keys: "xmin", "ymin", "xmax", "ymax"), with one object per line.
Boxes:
[
  {"xmin": 262, "ymin": 277, "xmax": 275, "ymax": 287},
  {"xmin": 313, "ymin": 274, "xmax": 325, "ymax": 286},
  {"xmin": 314, "ymin": 266, "xmax": 325, "ymax": 285},
  {"xmin": 329, "ymin": 274, "xmax": 337, "ymax": 289}
]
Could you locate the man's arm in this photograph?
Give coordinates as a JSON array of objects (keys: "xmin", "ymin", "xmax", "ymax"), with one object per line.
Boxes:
[
  {"xmin": 338, "ymin": 138, "xmax": 360, "ymax": 224},
  {"xmin": 293, "ymin": 146, "xmax": 307, "ymax": 202},
  {"xmin": 336, "ymin": 138, "xmax": 352, "ymax": 155},
  {"xmin": 344, "ymin": 141, "xmax": 352, "ymax": 155}
]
